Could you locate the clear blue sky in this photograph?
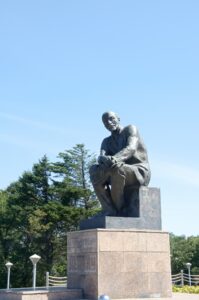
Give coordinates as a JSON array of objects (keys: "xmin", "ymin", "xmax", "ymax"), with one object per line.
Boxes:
[{"xmin": 0, "ymin": 0, "xmax": 199, "ymax": 236}]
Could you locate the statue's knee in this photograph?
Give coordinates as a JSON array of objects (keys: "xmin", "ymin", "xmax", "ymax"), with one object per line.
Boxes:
[
  {"xmin": 89, "ymin": 164, "xmax": 98, "ymax": 178},
  {"xmin": 89, "ymin": 164, "xmax": 104, "ymax": 186},
  {"xmin": 111, "ymin": 165, "xmax": 125, "ymax": 177},
  {"xmin": 93, "ymin": 183, "xmax": 104, "ymax": 191}
]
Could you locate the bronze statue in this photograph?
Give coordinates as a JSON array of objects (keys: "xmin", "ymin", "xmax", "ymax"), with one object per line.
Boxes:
[{"xmin": 89, "ymin": 111, "xmax": 151, "ymax": 216}]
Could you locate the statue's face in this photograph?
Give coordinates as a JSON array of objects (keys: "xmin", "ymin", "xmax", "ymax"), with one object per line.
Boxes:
[{"xmin": 102, "ymin": 112, "xmax": 120, "ymax": 132}]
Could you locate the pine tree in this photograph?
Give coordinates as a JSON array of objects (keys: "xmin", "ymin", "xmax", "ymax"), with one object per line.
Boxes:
[{"xmin": 52, "ymin": 144, "xmax": 99, "ymax": 209}]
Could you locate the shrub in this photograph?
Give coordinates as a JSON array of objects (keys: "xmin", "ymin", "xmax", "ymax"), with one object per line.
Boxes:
[{"xmin": 173, "ymin": 285, "xmax": 199, "ymax": 294}]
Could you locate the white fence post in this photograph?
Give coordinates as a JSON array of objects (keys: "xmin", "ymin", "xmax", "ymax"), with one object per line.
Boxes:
[
  {"xmin": 180, "ymin": 270, "xmax": 184, "ymax": 286},
  {"xmin": 46, "ymin": 272, "xmax": 49, "ymax": 289}
]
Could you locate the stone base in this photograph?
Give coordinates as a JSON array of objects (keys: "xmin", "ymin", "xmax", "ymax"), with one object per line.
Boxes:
[
  {"xmin": 67, "ymin": 229, "xmax": 172, "ymax": 299},
  {"xmin": 0, "ymin": 287, "xmax": 83, "ymax": 300},
  {"xmin": 80, "ymin": 187, "xmax": 162, "ymax": 230}
]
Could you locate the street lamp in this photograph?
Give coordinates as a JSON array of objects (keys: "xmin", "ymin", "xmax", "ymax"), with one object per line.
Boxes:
[
  {"xmin": 29, "ymin": 254, "xmax": 41, "ymax": 290},
  {"xmin": 5, "ymin": 262, "xmax": 13, "ymax": 290},
  {"xmin": 185, "ymin": 262, "xmax": 192, "ymax": 286}
]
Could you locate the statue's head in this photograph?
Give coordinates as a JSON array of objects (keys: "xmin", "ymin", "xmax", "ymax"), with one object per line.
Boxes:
[{"xmin": 102, "ymin": 111, "xmax": 120, "ymax": 132}]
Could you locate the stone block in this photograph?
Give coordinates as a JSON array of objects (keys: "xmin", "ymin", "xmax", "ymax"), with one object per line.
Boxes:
[
  {"xmin": 123, "ymin": 252, "xmax": 148, "ymax": 272},
  {"xmin": 122, "ymin": 271, "xmax": 149, "ymax": 298},
  {"xmin": 98, "ymin": 272, "xmax": 124, "ymax": 299},
  {"xmin": 123, "ymin": 231, "xmax": 147, "ymax": 251},
  {"xmin": 67, "ymin": 230, "xmax": 97, "ymax": 254},
  {"xmin": 67, "ymin": 274, "xmax": 98, "ymax": 299},
  {"xmin": 80, "ymin": 187, "xmax": 161, "ymax": 230},
  {"xmin": 99, "ymin": 252, "xmax": 124, "ymax": 274},
  {"xmin": 67, "ymin": 229, "xmax": 172, "ymax": 299},
  {"xmin": 147, "ymin": 252, "xmax": 171, "ymax": 273},
  {"xmin": 98, "ymin": 231, "xmax": 124, "ymax": 252},
  {"xmin": 148, "ymin": 272, "xmax": 172, "ymax": 297},
  {"xmin": 146, "ymin": 231, "xmax": 170, "ymax": 252}
]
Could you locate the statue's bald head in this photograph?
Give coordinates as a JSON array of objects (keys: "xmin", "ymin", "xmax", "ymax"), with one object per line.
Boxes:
[
  {"xmin": 102, "ymin": 111, "xmax": 120, "ymax": 132},
  {"xmin": 102, "ymin": 111, "xmax": 119, "ymax": 122}
]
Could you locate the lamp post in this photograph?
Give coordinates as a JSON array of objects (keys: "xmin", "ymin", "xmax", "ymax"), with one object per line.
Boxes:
[
  {"xmin": 29, "ymin": 254, "xmax": 41, "ymax": 290},
  {"xmin": 5, "ymin": 262, "xmax": 13, "ymax": 290},
  {"xmin": 186, "ymin": 262, "xmax": 192, "ymax": 286}
]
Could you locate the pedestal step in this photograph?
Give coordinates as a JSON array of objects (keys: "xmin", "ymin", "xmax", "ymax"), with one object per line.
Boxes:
[{"xmin": 0, "ymin": 287, "xmax": 83, "ymax": 300}]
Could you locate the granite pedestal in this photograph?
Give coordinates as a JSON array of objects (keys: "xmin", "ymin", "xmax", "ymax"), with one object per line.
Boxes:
[
  {"xmin": 67, "ymin": 229, "xmax": 172, "ymax": 299},
  {"xmin": 80, "ymin": 187, "xmax": 162, "ymax": 230}
]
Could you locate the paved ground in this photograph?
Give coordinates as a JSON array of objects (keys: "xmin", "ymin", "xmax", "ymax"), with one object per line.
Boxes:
[
  {"xmin": 172, "ymin": 294, "xmax": 199, "ymax": 299},
  {"xmin": 128, "ymin": 293, "xmax": 199, "ymax": 300}
]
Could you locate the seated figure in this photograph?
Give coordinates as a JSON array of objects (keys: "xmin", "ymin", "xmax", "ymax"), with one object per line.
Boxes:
[{"xmin": 89, "ymin": 111, "xmax": 151, "ymax": 216}]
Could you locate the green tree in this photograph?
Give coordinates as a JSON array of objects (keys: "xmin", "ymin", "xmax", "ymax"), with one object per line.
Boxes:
[
  {"xmin": 188, "ymin": 236, "xmax": 199, "ymax": 274},
  {"xmin": 170, "ymin": 233, "xmax": 199, "ymax": 275},
  {"xmin": 0, "ymin": 145, "xmax": 99, "ymax": 288},
  {"xmin": 1, "ymin": 155, "xmax": 53, "ymax": 287},
  {"xmin": 0, "ymin": 190, "xmax": 9, "ymax": 288},
  {"xmin": 52, "ymin": 144, "xmax": 99, "ymax": 209}
]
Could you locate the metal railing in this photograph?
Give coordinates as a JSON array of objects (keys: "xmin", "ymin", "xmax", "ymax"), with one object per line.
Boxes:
[
  {"xmin": 46, "ymin": 272, "xmax": 67, "ymax": 288},
  {"xmin": 172, "ymin": 270, "xmax": 199, "ymax": 286}
]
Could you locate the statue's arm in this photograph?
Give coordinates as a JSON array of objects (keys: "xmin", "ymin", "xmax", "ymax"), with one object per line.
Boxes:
[
  {"xmin": 113, "ymin": 125, "xmax": 138, "ymax": 163},
  {"xmin": 98, "ymin": 139, "xmax": 113, "ymax": 167}
]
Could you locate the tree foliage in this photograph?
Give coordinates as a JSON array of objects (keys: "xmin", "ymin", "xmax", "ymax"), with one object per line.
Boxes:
[
  {"xmin": 52, "ymin": 144, "xmax": 98, "ymax": 208},
  {"xmin": 170, "ymin": 233, "xmax": 199, "ymax": 275},
  {"xmin": 0, "ymin": 144, "xmax": 99, "ymax": 288}
]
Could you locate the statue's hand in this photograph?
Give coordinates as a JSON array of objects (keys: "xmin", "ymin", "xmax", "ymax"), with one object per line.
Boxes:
[
  {"xmin": 98, "ymin": 155, "xmax": 114, "ymax": 167},
  {"xmin": 98, "ymin": 155, "xmax": 123, "ymax": 168},
  {"xmin": 110, "ymin": 156, "xmax": 124, "ymax": 168},
  {"xmin": 98, "ymin": 155, "xmax": 105, "ymax": 164}
]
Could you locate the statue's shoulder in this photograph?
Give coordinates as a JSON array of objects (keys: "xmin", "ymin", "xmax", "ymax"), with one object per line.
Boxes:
[
  {"xmin": 102, "ymin": 135, "xmax": 111, "ymax": 143},
  {"xmin": 101, "ymin": 135, "xmax": 111, "ymax": 147},
  {"xmin": 123, "ymin": 124, "xmax": 138, "ymax": 135}
]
